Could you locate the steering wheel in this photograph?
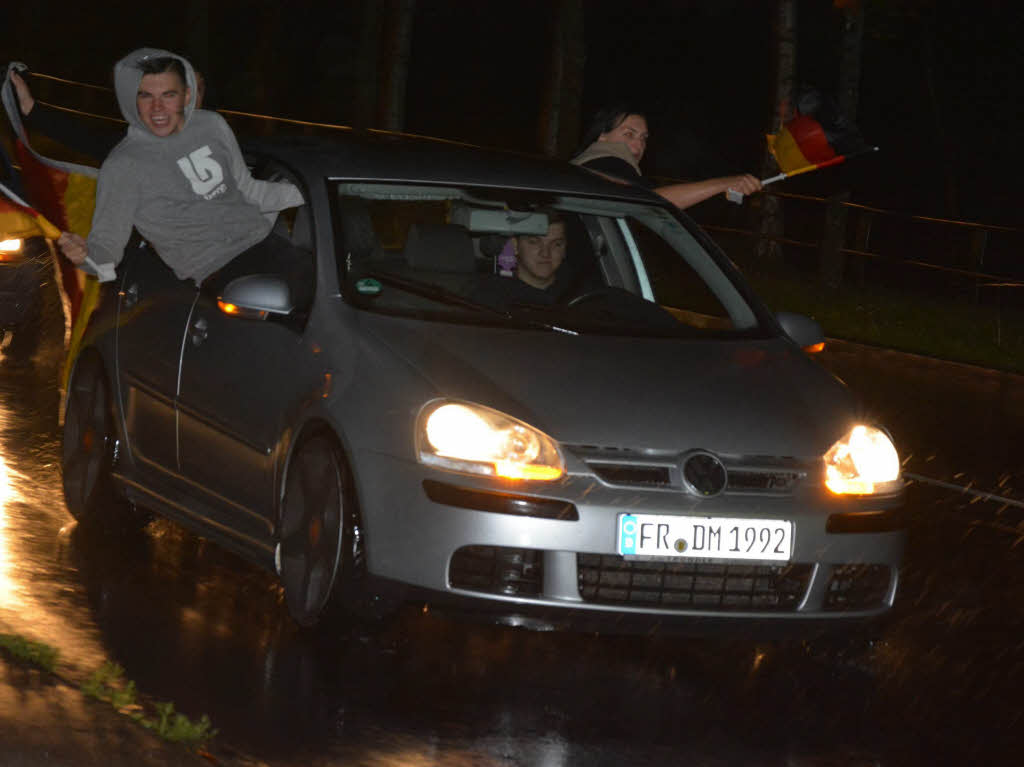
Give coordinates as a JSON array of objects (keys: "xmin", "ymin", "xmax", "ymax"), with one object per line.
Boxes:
[{"xmin": 566, "ymin": 287, "xmax": 615, "ymax": 308}]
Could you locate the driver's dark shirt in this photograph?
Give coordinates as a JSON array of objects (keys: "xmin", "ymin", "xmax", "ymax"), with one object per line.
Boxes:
[{"xmin": 471, "ymin": 274, "xmax": 557, "ymax": 308}]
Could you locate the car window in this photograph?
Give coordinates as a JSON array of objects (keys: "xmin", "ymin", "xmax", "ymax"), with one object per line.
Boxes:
[
  {"xmin": 330, "ymin": 182, "xmax": 765, "ymax": 338},
  {"xmin": 624, "ymin": 217, "xmax": 737, "ymax": 331}
]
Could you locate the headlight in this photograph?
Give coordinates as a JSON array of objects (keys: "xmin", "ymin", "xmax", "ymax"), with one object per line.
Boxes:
[
  {"xmin": 824, "ymin": 425, "xmax": 901, "ymax": 495},
  {"xmin": 0, "ymin": 238, "xmax": 24, "ymax": 257},
  {"xmin": 417, "ymin": 401, "xmax": 565, "ymax": 481}
]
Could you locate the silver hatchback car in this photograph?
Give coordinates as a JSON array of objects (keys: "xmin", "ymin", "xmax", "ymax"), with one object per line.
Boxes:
[{"xmin": 62, "ymin": 133, "xmax": 906, "ymax": 634}]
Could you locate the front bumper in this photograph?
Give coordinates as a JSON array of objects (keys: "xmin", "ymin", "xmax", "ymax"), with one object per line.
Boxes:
[{"xmin": 351, "ymin": 451, "xmax": 906, "ymax": 635}]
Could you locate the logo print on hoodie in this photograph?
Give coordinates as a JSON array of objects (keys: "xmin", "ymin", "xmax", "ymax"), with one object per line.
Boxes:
[{"xmin": 177, "ymin": 146, "xmax": 226, "ymax": 199}]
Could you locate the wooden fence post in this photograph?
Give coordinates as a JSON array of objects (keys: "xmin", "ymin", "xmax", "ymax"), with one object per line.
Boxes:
[{"xmin": 969, "ymin": 228, "xmax": 989, "ymax": 303}]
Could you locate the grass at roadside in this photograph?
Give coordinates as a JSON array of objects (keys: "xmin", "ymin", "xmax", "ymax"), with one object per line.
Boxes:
[
  {"xmin": 0, "ymin": 633, "xmax": 60, "ymax": 672},
  {"xmin": 83, "ymin": 661, "xmax": 218, "ymax": 746},
  {"xmin": 1, "ymin": 633, "xmax": 216, "ymax": 749},
  {"xmin": 747, "ymin": 272, "xmax": 1024, "ymax": 374}
]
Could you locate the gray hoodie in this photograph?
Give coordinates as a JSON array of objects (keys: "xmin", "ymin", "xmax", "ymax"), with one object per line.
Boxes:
[{"xmin": 85, "ymin": 47, "xmax": 303, "ymax": 283}]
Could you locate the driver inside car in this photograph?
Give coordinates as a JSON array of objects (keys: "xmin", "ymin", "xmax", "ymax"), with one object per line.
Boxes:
[{"xmin": 471, "ymin": 210, "xmax": 570, "ymax": 308}]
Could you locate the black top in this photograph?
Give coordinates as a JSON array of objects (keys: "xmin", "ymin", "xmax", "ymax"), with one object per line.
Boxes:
[
  {"xmin": 471, "ymin": 274, "xmax": 558, "ymax": 309},
  {"xmin": 578, "ymin": 155, "xmax": 655, "ymax": 190}
]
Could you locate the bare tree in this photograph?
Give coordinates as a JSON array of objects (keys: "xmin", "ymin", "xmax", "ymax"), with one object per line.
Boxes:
[
  {"xmin": 351, "ymin": 0, "xmax": 383, "ymax": 129},
  {"xmin": 819, "ymin": 0, "xmax": 866, "ymax": 290},
  {"xmin": 378, "ymin": 0, "xmax": 417, "ymax": 132},
  {"xmin": 537, "ymin": 0, "xmax": 586, "ymax": 158},
  {"xmin": 757, "ymin": 0, "xmax": 797, "ymax": 267}
]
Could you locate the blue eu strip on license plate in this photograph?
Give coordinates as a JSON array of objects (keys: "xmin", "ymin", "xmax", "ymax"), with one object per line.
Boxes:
[{"xmin": 617, "ymin": 513, "xmax": 793, "ymax": 561}]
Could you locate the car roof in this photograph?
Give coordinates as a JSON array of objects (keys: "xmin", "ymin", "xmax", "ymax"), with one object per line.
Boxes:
[{"xmin": 240, "ymin": 130, "xmax": 666, "ymax": 204}]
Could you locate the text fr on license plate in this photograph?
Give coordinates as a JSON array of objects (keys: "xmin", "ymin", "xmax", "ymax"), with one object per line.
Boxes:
[{"xmin": 618, "ymin": 513, "xmax": 793, "ymax": 562}]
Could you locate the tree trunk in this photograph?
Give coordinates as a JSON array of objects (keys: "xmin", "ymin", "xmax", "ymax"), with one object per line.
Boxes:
[
  {"xmin": 537, "ymin": 0, "xmax": 586, "ymax": 158},
  {"xmin": 757, "ymin": 0, "xmax": 797, "ymax": 268},
  {"xmin": 819, "ymin": 0, "xmax": 864, "ymax": 291},
  {"xmin": 352, "ymin": 0, "xmax": 382, "ymax": 129},
  {"xmin": 378, "ymin": 0, "xmax": 417, "ymax": 132}
]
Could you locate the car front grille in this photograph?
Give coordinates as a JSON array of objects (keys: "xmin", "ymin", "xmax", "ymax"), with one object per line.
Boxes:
[
  {"xmin": 577, "ymin": 554, "xmax": 813, "ymax": 611},
  {"xmin": 576, "ymin": 447, "xmax": 807, "ymax": 495},
  {"xmin": 449, "ymin": 545, "xmax": 543, "ymax": 597},
  {"xmin": 823, "ymin": 564, "xmax": 892, "ymax": 611}
]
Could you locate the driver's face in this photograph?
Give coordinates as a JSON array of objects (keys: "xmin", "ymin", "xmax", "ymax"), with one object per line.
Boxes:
[{"xmin": 515, "ymin": 222, "xmax": 566, "ymax": 290}]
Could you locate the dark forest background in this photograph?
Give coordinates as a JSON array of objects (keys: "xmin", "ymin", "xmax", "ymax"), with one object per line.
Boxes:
[{"xmin": 2, "ymin": 0, "xmax": 1022, "ymax": 226}]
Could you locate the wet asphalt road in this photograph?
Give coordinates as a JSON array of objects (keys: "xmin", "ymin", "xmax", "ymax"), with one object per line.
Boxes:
[{"xmin": 1, "ymin": 322, "xmax": 1024, "ymax": 766}]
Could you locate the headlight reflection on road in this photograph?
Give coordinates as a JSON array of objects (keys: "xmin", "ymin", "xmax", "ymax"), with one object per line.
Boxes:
[{"xmin": 0, "ymin": 448, "xmax": 27, "ymax": 610}]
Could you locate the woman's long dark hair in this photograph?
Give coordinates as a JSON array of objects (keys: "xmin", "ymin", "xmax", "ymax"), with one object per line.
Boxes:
[{"xmin": 575, "ymin": 103, "xmax": 648, "ymax": 156}]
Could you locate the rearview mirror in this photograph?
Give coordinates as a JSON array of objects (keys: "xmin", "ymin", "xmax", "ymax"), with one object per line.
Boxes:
[
  {"xmin": 776, "ymin": 312, "xmax": 825, "ymax": 353},
  {"xmin": 219, "ymin": 274, "xmax": 294, "ymax": 318}
]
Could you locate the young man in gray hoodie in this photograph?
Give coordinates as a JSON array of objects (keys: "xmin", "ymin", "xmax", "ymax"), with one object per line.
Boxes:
[{"xmin": 58, "ymin": 48, "xmax": 304, "ymax": 291}]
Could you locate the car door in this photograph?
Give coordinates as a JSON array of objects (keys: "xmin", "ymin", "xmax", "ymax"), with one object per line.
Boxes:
[
  {"xmin": 176, "ymin": 214, "xmax": 318, "ymax": 545},
  {"xmin": 115, "ymin": 241, "xmax": 196, "ymax": 481}
]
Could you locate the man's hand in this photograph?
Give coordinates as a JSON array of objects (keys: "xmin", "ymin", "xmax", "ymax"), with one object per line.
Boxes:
[
  {"xmin": 58, "ymin": 232, "xmax": 88, "ymax": 265},
  {"xmin": 10, "ymin": 71, "xmax": 35, "ymax": 117}
]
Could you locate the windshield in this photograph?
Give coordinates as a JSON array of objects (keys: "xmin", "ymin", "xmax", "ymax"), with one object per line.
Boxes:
[{"xmin": 330, "ymin": 181, "xmax": 768, "ymax": 338}]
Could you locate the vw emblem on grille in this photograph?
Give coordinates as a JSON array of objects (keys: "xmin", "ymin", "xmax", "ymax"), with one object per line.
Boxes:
[{"xmin": 682, "ymin": 452, "xmax": 727, "ymax": 497}]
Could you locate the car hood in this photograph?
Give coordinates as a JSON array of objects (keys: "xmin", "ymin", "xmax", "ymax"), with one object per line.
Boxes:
[{"xmin": 359, "ymin": 314, "xmax": 858, "ymax": 459}]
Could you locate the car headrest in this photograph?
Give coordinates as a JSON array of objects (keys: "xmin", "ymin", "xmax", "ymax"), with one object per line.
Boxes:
[{"xmin": 403, "ymin": 223, "xmax": 476, "ymax": 273}]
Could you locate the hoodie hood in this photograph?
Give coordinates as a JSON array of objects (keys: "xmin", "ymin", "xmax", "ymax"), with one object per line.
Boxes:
[{"xmin": 113, "ymin": 47, "xmax": 197, "ymax": 139}]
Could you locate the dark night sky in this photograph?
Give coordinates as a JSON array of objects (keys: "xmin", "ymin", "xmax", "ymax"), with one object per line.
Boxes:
[{"xmin": 2, "ymin": 0, "xmax": 1022, "ymax": 227}]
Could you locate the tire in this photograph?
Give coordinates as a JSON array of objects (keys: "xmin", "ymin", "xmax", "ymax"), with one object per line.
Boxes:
[
  {"xmin": 61, "ymin": 353, "xmax": 135, "ymax": 526},
  {"xmin": 278, "ymin": 431, "xmax": 351, "ymax": 627}
]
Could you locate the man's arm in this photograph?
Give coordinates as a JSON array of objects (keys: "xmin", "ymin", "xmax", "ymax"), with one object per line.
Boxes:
[
  {"xmin": 12, "ymin": 71, "xmax": 123, "ymax": 162},
  {"xmin": 58, "ymin": 155, "xmax": 139, "ymax": 281},
  {"xmin": 216, "ymin": 114, "xmax": 304, "ymax": 213}
]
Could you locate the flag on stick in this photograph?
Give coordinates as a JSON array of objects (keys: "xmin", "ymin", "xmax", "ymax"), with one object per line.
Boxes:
[
  {"xmin": 764, "ymin": 88, "xmax": 877, "ymax": 186},
  {"xmin": 2, "ymin": 62, "xmax": 101, "ymax": 394},
  {"xmin": 0, "ymin": 183, "xmax": 62, "ymax": 239}
]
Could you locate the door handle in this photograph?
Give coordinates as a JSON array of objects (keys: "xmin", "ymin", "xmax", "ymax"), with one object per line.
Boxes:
[
  {"xmin": 190, "ymin": 316, "xmax": 208, "ymax": 346},
  {"xmin": 122, "ymin": 283, "xmax": 139, "ymax": 310}
]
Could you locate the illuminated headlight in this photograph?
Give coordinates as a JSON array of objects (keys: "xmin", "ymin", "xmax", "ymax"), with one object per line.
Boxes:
[
  {"xmin": 0, "ymin": 238, "xmax": 24, "ymax": 254},
  {"xmin": 824, "ymin": 425, "xmax": 901, "ymax": 495},
  {"xmin": 417, "ymin": 401, "xmax": 565, "ymax": 481}
]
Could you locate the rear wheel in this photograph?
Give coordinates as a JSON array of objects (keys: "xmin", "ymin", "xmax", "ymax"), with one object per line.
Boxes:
[
  {"xmin": 62, "ymin": 353, "xmax": 135, "ymax": 526},
  {"xmin": 278, "ymin": 432, "xmax": 350, "ymax": 627}
]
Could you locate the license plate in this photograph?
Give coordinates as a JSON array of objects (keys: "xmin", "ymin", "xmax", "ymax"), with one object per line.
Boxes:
[{"xmin": 617, "ymin": 513, "xmax": 793, "ymax": 562}]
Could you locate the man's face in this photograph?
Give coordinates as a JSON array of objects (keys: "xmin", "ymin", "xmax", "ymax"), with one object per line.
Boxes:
[
  {"xmin": 515, "ymin": 221, "xmax": 566, "ymax": 290},
  {"xmin": 137, "ymin": 71, "xmax": 191, "ymax": 137},
  {"xmin": 599, "ymin": 113, "xmax": 649, "ymax": 163}
]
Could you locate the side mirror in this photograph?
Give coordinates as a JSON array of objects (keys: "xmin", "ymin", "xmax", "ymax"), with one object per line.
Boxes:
[
  {"xmin": 218, "ymin": 274, "xmax": 294, "ymax": 319},
  {"xmin": 776, "ymin": 312, "xmax": 825, "ymax": 354}
]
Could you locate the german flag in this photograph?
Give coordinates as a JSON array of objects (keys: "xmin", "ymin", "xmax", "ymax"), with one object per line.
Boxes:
[
  {"xmin": 766, "ymin": 88, "xmax": 876, "ymax": 182},
  {"xmin": 2, "ymin": 63, "xmax": 100, "ymax": 394},
  {"xmin": 0, "ymin": 185, "xmax": 61, "ymax": 240}
]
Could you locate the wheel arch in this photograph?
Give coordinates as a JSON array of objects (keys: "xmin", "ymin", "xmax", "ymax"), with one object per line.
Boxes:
[{"xmin": 275, "ymin": 417, "xmax": 368, "ymax": 577}]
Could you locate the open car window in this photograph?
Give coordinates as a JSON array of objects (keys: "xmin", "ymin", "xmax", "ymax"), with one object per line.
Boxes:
[{"xmin": 329, "ymin": 181, "xmax": 766, "ymax": 338}]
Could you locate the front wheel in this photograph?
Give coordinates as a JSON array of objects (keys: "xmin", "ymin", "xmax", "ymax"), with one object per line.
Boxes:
[
  {"xmin": 278, "ymin": 432, "xmax": 351, "ymax": 627},
  {"xmin": 61, "ymin": 353, "xmax": 137, "ymax": 526}
]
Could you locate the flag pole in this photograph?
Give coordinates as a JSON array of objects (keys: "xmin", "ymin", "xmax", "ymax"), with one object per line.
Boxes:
[
  {"xmin": 762, "ymin": 146, "xmax": 879, "ymax": 186},
  {"xmin": 727, "ymin": 146, "xmax": 878, "ymax": 205}
]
